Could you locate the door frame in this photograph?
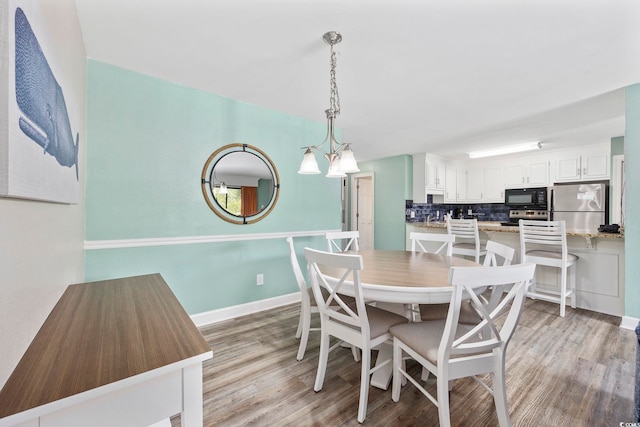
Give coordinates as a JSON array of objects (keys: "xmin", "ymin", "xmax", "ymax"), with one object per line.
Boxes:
[{"xmin": 349, "ymin": 172, "xmax": 375, "ymax": 247}]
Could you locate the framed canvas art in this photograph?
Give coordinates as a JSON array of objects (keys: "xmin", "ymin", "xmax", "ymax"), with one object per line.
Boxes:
[{"xmin": 1, "ymin": 0, "xmax": 80, "ymax": 203}]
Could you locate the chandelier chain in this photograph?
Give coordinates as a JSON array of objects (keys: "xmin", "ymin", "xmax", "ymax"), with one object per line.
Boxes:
[{"xmin": 329, "ymin": 43, "xmax": 340, "ymax": 116}]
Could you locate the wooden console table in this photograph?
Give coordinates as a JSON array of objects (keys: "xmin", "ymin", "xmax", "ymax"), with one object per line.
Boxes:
[{"xmin": 0, "ymin": 274, "xmax": 212, "ymax": 427}]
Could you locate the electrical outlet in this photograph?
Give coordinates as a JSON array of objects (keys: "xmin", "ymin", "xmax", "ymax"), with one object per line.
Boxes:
[
  {"xmin": 256, "ymin": 274, "xmax": 264, "ymax": 286},
  {"xmin": 468, "ymin": 209, "xmax": 473, "ymax": 215}
]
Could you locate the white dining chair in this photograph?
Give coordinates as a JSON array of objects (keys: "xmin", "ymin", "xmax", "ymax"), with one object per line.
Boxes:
[
  {"xmin": 420, "ymin": 240, "xmax": 516, "ymax": 323},
  {"xmin": 304, "ymin": 247, "xmax": 408, "ymax": 423},
  {"xmin": 286, "ymin": 237, "xmax": 358, "ymax": 361},
  {"xmin": 409, "ymin": 232, "xmax": 455, "ymax": 255},
  {"xmin": 390, "ymin": 263, "xmax": 536, "ymax": 427},
  {"xmin": 446, "ymin": 214, "xmax": 487, "ymax": 263},
  {"xmin": 286, "ymin": 236, "xmax": 320, "ymax": 361},
  {"xmin": 408, "ymin": 231, "xmax": 455, "ymax": 321},
  {"xmin": 519, "ymin": 219, "xmax": 578, "ymax": 317},
  {"xmin": 325, "ymin": 230, "xmax": 360, "ymax": 252}
]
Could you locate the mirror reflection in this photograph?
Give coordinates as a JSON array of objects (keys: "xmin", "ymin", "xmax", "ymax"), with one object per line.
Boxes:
[
  {"xmin": 201, "ymin": 144, "xmax": 280, "ymax": 224},
  {"xmin": 210, "ymin": 151, "xmax": 274, "ymax": 216}
]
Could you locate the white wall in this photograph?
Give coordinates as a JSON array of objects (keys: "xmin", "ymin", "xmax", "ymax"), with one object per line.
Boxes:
[{"xmin": 0, "ymin": 0, "xmax": 86, "ymax": 387}]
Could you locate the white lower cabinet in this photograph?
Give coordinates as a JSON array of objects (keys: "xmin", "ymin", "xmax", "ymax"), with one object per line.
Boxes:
[{"xmin": 406, "ymin": 224, "xmax": 625, "ymax": 317}]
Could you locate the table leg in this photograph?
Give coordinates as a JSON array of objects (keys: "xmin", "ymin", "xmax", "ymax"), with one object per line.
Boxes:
[
  {"xmin": 370, "ymin": 342, "xmax": 393, "ymax": 390},
  {"xmin": 181, "ymin": 363, "xmax": 204, "ymax": 427}
]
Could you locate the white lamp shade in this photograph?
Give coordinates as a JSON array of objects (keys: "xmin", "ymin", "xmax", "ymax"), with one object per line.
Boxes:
[
  {"xmin": 298, "ymin": 149, "xmax": 321, "ymax": 174},
  {"xmin": 339, "ymin": 146, "xmax": 359, "ymax": 173},
  {"xmin": 326, "ymin": 157, "xmax": 346, "ymax": 178},
  {"xmin": 219, "ymin": 182, "xmax": 228, "ymax": 194}
]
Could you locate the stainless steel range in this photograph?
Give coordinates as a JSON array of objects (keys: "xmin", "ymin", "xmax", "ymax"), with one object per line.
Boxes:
[{"xmin": 501, "ymin": 209, "xmax": 549, "ymax": 226}]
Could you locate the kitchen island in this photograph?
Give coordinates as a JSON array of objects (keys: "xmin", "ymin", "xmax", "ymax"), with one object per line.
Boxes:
[{"xmin": 406, "ymin": 221, "xmax": 625, "ymax": 316}]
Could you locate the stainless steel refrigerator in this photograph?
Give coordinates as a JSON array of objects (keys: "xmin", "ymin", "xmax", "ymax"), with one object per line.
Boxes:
[{"xmin": 551, "ymin": 181, "xmax": 608, "ymax": 233}]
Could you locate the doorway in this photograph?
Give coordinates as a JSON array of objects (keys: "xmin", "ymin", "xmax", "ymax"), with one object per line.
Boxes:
[{"xmin": 350, "ymin": 173, "xmax": 374, "ymax": 249}]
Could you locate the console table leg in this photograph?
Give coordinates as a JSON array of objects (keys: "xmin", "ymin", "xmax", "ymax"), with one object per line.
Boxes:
[{"xmin": 181, "ymin": 363, "xmax": 205, "ymax": 427}]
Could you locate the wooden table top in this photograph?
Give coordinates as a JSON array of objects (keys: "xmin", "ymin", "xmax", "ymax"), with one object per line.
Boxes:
[
  {"xmin": 317, "ymin": 249, "xmax": 479, "ymax": 305},
  {"xmin": 0, "ymin": 274, "xmax": 211, "ymax": 418}
]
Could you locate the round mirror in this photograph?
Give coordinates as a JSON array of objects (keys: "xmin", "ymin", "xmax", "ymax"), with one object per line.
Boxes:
[{"xmin": 201, "ymin": 143, "xmax": 280, "ymax": 224}]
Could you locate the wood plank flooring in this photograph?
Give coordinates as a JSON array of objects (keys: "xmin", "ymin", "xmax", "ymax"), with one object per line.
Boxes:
[{"xmin": 173, "ymin": 299, "xmax": 636, "ymax": 426}]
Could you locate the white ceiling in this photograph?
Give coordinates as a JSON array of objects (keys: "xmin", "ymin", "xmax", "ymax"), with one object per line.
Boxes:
[{"xmin": 74, "ymin": 0, "xmax": 640, "ymax": 162}]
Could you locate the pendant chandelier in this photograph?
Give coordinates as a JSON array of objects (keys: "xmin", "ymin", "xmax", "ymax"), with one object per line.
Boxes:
[{"xmin": 298, "ymin": 31, "xmax": 359, "ymax": 178}]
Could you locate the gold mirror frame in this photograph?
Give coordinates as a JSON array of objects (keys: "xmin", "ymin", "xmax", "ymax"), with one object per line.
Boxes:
[{"xmin": 201, "ymin": 143, "xmax": 280, "ymax": 224}]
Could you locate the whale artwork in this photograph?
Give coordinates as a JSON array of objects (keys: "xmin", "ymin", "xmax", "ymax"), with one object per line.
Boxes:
[{"xmin": 14, "ymin": 6, "xmax": 79, "ymax": 181}]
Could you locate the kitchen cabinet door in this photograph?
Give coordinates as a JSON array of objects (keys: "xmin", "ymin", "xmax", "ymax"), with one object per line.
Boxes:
[
  {"xmin": 581, "ymin": 151, "xmax": 609, "ymax": 180},
  {"xmin": 483, "ymin": 165, "xmax": 504, "ymax": 202},
  {"xmin": 445, "ymin": 166, "xmax": 458, "ymax": 203},
  {"xmin": 527, "ymin": 160, "xmax": 549, "ymax": 186},
  {"xmin": 556, "ymin": 155, "xmax": 581, "ymax": 181},
  {"xmin": 465, "ymin": 166, "xmax": 483, "ymax": 202},
  {"xmin": 425, "ymin": 154, "xmax": 446, "ymax": 193},
  {"xmin": 554, "ymin": 146, "xmax": 609, "ymax": 182},
  {"xmin": 504, "ymin": 159, "xmax": 548, "ymax": 188},
  {"xmin": 504, "ymin": 163, "xmax": 526, "ymax": 187}
]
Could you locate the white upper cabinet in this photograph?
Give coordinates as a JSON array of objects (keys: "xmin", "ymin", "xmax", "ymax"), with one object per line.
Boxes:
[
  {"xmin": 444, "ymin": 165, "xmax": 459, "ymax": 203},
  {"xmin": 482, "ymin": 165, "xmax": 505, "ymax": 202},
  {"xmin": 413, "ymin": 153, "xmax": 448, "ymax": 202},
  {"xmin": 444, "ymin": 165, "xmax": 482, "ymax": 203},
  {"xmin": 554, "ymin": 145, "xmax": 609, "ymax": 183},
  {"xmin": 504, "ymin": 156, "xmax": 549, "ymax": 188},
  {"xmin": 465, "ymin": 166, "xmax": 483, "ymax": 202},
  {"xmin": 425, "ymin": 154, "xmax": 447, "ymax": 193},
  {"xmin": 416, "ymin": 143, "xmax": 610, "ymax": 206}
]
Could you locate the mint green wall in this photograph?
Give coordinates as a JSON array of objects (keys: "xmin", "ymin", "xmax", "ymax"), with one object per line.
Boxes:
[
  {"xmin": 625, "ymin": 84, "xmax": 640, "ymax": 318},
  {"xmin": 85, "ymin": 61, "xmax": 340, "ymax": 314},
  {"xmin": 353, "ymin": 155, "xmax": 412, "ymax": 250},
  {"xmin": 611, "ymin": 136, "xmax": 624, "ymax": 157},
  {"xmin": 610, "ymin": 136, "xmax": 624, "ymax": 220}
]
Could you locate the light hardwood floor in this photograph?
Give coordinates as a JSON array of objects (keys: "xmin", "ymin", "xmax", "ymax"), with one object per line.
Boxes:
[{"xmin": 172, "ymin": 299, "xmax": 636, "ymax": 426}]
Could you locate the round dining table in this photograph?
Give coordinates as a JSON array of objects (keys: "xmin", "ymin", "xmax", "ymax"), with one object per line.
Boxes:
[
  {"xmin": 317, "ymin": 249, "xmax": 480, "ymax": 390},
  {"xmin": 318, "ymin": 249, "xmax": 479, "ymax": 304}
]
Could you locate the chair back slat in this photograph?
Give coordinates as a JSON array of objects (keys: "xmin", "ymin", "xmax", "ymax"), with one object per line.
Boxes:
[
  {"xmin": 409, "ymin": 232, "xmax": 455, "ymax": 256},
  {"xmin": 482, "ymin": 240, "xmax": 515, "ymax": 267},
  {"xmin": 326, "ymin": 230, "xmax": 360, "ymax": 253},
  {"xmin": 446, "ymin": 216, "xmax": 480, "ymax": 241},
  {"xmin": 519, "ymin": 220, "xmax": 569, "ymax": 262},
  {"xmin": 446, "ymin": 215, "xmax": 485, "ymax": 263}
]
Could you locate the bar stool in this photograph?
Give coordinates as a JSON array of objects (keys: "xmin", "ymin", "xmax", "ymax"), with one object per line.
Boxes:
[
  {"xmin": 519, "ymin": 219, "xmax": 578, "ymax": 317},
  {"xmin": 446, "ymin": 214, "xmax": 487, "ymax": 263}
]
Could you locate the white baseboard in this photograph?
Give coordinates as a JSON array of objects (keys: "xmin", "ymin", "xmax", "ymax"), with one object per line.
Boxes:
[
  {"xmin": 190, "ymin": 293, "xmax": 639, "ymax": 332},
  {"xmin": 190, "ymin": 292, "xmax": 301, "ymax": 328},
  {"xmin": 620, "ymin": 316, "xmax": 640, "ymax": 331},
  {"xmin": 148, "ymin": 419, "xmax": 171, "ymax": 427}
]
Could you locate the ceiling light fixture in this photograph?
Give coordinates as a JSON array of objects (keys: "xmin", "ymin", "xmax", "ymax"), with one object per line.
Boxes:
[
  {"xmin": 468, "ymin": 142, "xmax": 542, "ymax": 159},
  {"xmin": 219, "ymin": 182, "xmax": 228, "ymax": 194},
  {"xmin": 298, "ymin": 31, "xmax": 359, "ymax": 178}
]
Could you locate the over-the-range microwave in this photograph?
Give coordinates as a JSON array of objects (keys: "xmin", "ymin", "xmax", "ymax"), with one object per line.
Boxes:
[{"xmin": 504, "ymin": 187, "xmax": 548, "ymax": 209}]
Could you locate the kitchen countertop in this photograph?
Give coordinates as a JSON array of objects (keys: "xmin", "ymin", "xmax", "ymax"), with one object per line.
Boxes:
[{"xmin": 408, "ymin": 221, "xmax": 624, "ymax": 239}]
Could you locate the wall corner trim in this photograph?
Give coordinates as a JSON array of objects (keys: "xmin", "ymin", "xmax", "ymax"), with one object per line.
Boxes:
[{"xmin": 620, "ymin": 316, "xmax": 639, "ymax": 331}]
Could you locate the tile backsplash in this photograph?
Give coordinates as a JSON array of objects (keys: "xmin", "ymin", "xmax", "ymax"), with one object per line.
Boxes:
[{"xmin": 405, "ymin": 196, "xmax": 510, "ymax": 223}]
